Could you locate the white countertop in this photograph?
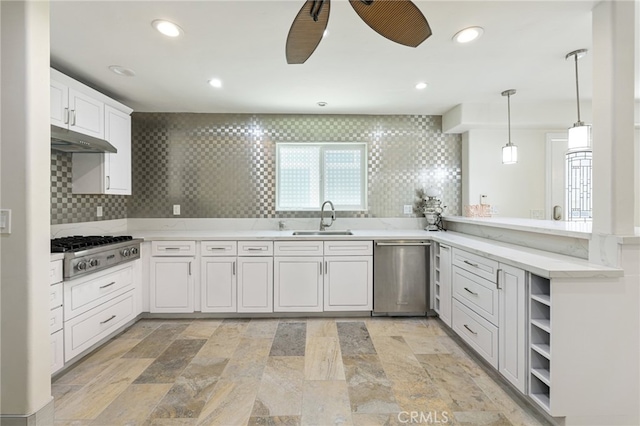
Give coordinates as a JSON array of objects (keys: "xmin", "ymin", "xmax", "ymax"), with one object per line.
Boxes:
[
  {"xmin": 132, "ymin": 228, "xmax": 623, "ymax": 280},
  {"xmin": 50, "ymin": 253, "xmax": 65, "ymax": 262},
  {"xmin": 443, "ymin": 216, "xmax": 593, "ymax": 238}
]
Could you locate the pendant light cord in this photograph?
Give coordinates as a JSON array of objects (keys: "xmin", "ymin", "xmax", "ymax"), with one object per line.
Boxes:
[
  {"xmin": 507, "ymin": 92, "xmax": 512, "ymax": 145},
  {"xmin": 574, "ymin": 54, "xmax": 582, "ymax": 124}
]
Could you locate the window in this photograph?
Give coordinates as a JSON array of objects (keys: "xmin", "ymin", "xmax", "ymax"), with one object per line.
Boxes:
[{"xmin": 276, "ymin": 143, "xmax": 367, "ymax": 211}]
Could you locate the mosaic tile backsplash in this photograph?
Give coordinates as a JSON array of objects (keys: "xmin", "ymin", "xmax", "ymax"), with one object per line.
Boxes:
[
  {"xmin": 51, "ymin": 113, "xmax": 461, "ymax": 224},
  {"xmin": 128, "ymin": 113, "xmax": 461, "ymax": 219}
]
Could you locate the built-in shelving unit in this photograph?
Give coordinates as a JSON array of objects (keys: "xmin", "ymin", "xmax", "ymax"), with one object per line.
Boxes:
[
  {"xmin": 529, "ymin": 273, "xmax": 551, "ymax": 413},
  {"xmin": 432, "ymin": 243, "xmax": 451, "ymax": 326}
]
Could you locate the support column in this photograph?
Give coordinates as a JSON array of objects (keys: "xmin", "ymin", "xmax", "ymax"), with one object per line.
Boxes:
[
  {"xmin": 0, "ymin": 1, "xmax": 52, "ymax": 423},
  {"xmin": 591, "ymin": 0, "xmax": 636, "ymax": 236}
]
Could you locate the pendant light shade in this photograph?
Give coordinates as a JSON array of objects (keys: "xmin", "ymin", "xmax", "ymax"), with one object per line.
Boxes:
[
  {"xmin": 501, "ymin": 89, "xmax": 517, "ymax": 164},
  {"xmin": 566, "ymin": 49, "xmax": 591, "ymax": 151}
]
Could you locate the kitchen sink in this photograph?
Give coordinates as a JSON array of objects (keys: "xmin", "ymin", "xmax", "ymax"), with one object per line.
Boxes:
[{"xmin": 292, "ymin": 230, "xmax": 354, "ymax": 236}]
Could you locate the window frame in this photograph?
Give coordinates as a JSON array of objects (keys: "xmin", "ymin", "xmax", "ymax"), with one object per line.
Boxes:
[{"xmin": 275, "ymin": 142, "xmax": 368, "ymax": 211}]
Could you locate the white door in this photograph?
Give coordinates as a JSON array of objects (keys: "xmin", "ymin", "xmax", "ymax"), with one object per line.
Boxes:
[
  {"xmin": 150, "ymin": 257, "xmax": 194, "ymax": 313},
  {"xmin": 545, "ymin": 133, "xmax": 568, "ymax": 220},
  {"xmin": 324, "ymin": 256, "xmax": 372, "ymax": 311},
  {"xmin": 104, "ymin": 106, "xmax": 131, "ymax": 194},
  {"xmin": 498, "ymin": 263, "xmax": 527, "ymax": 394},
  {"xmin": 69, "ymin": 88, "xmax": 104, "ymax": 139},
  {"xmin": 50, "ymin": 80, "xmax": 69, "ymax": 128},
  {"xmin": 439, "ymin": 244, "xmax": 453, "ymax": 326},
  {"xmin": 237, "ymin": 257, "xmax": 273, "ymax": 313},
  {"xmin": 201, "ymin": 257, "xmax": 237, "ymax": 313},
  {"xmin": 274, "ymin": 256, "xmax": 323, "ymax": 312}
]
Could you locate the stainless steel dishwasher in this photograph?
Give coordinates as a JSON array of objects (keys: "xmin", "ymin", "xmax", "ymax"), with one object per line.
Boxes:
[{"xmin": 373, "ymin": 240, "xmax": 430, "ymax": 316}]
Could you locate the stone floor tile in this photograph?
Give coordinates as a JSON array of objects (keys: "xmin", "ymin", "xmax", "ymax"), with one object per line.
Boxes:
[
  {"xmin": 304, "ymin": 337, "xmax": 345, "ymax": 380},
  {"xmin": 301, "ymin": 380, "xmax": 353, "ymax": 426},
  {"xmin": 351, "ymin": 413, "xmax": 405, "ymax": 426},
  {"xmin": 247, "ymin": 416, "xmax": 301, "ymax": 426},
  {"xmin": 251, "ymin": 357, "xmax": 305, "ymax": 417},
  {"xmin": 196, "ymin": 378, "xmax": 260, "ymax": 426},
  {"xmin": 134, "ymin": 339, "xmax": 207, "ymax": 384},
  {"xmin": 337, "ymin": 321, "xmax": 376, "ymax": 355},
  {"xmin": 244, "ymin": 319, "xmax": 280, "ymax": 338},
  {"xmin": 306, "ymin": 319, "xmax": 338, "ymax": 338},
  {"xmin": 269, "ymin": 322, "xmax": 306, "ymax": 356},
  {"xmin": 221, "ymin": 337, "xmax": 272, "ymax": 380},
  {"xmin": 91, "ymin": 383, "xmax": 172, "ymax": 425},
  {"xmin": 180, "ymin": 320, "xmax": 223, "ymax": 340},
  {"xmin": 372, "ymin": 336, "xmax": 430, "ymax": 382},
  {"xmin": 403, "ymin": 335, "xmax": 451, "ymax": 355},
  {"xmin": 452, "ymin": 411, "xmax": 514, "ymax": 425},
  {"xmin": 118, "ymin": 319, "xmax": 164, "ymax": 339},
  {"xmin": 123, "ymin": 323, "xmax": 191, "ymax": 359}
]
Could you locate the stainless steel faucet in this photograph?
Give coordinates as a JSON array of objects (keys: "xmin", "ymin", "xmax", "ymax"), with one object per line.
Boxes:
[{"xmin": 319, "ymin": 200, "xmax": 336, "ymax": 231}]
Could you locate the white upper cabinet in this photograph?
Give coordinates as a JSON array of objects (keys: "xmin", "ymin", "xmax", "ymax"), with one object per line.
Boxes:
[
  {"xmin": 50, "ymin": 72, "xmax": 104, "ymax": 139},
  {"xmin": 51, "ymin": 69, "xmax": 134, "ymax": 195}
]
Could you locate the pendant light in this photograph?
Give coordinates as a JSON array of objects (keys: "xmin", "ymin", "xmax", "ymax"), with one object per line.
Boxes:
[
  {"xmin": 501, "ymin": 89, "xmax": 517, "ymax": 164},
  {"xmin": 566, "ymin": 49, "xmax": 591, "ymax": 150}
]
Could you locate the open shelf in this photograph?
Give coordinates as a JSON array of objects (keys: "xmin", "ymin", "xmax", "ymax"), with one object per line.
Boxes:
[
  {"xmin": 529, "ymin": 273, "xmax": 552, "ymax": 414},
  {"xmin": 531, "ymin": 318, "xmax": 551, "ymax": 333},
  {"xmin": 531, "ymin": 293, "xmax": 550, "ymax": 306}
]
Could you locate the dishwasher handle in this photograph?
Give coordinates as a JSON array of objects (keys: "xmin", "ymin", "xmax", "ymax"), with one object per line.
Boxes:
[{"xmin": 375, "ymin": 242, "xmax": 431, "ymax": 247}]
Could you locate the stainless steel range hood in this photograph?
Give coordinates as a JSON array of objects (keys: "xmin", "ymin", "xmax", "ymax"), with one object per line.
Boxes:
[{"xmin": 50, "ymin": 125, "xmax": 117, "ymax": 153}]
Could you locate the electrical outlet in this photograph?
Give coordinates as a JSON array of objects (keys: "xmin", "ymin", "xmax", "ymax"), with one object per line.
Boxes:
[
  {"xmin": 96, "ymin": 206, "xmax": 103, "ymax": 217},
  {"xmin": 403, "ymin": 205, "xmax": 413, "ymax": 215},
  {"xmin": 173, "ymin": 204, "xmax": 181, "ymax": 215},
  {"xmin": 0, "ymin": 209, "xmax": 11, "ymax": 234}
]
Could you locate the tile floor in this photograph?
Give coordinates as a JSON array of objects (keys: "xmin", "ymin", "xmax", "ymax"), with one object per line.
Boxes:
[{"xmin": 52, "ymin": 317, "xmax": 550, "ymax": 426}]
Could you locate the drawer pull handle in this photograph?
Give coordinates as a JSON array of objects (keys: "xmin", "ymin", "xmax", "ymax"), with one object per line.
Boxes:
[
  {"xmin": 208, "ymin": 247, "xmax": 226, "ymax": 250},
  {"xmin": 463, "ymin": 324, "xmax": 477, "ymax": 335},
  {"xmin": 246, "ymin": 247, "xmax": 265, "ymax": 251},
  {"xmin": 100, "ymin": 281, "xmax": 116, "ymax": 289},
  {"xmin": 463, "ymin": 260, "xmax": 479, "ymax": 268},
  {"xmin": 233, "ymin": 261, "xmax": 236, "ymax": 276},
  {"xmin": 440, "ymin": 245, "xmax": 450, "ymax": 250},
  {"xmin": 497, "ymin": 269, "xmax": 503, "ymax": 290},
  {"xmin": 100, "ymin": 315, "xmax": 116, "ymax": 325},
  {"xmin": 464, "ymin": 287, "xmax": 478, "ymax": 296},
  {"xmin": 163, "ymin": 247, "xmax": 181, "ymax": 250}
]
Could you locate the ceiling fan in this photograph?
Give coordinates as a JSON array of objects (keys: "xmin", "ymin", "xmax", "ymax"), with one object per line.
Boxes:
[{"xmin": 286, "ymin": 0, "xmax": 432, "ymax": 64}]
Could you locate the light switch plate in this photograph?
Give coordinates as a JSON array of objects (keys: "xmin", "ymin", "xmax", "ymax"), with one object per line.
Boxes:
[
  {"xmin": 0, "ymin": 209, "xmax": 11, "ymax": 234},
  {"xmin": 96, "ymin": 206, "xmax": 103, "ymax": 217},
  {"xmin": 403, "ymin": 205, "xmax": 413, "ymax": 215},
  {"xmin": 173, "ymin": 205, "xmax": 181, "ymax": 215}
]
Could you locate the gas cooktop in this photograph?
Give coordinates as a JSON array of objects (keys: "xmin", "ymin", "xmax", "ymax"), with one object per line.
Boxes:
[{"xmin": 51, "ymin": 235, "xmax": 134, "ymax": 253}]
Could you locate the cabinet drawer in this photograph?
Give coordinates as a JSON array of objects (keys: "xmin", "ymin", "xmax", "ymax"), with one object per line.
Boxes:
[
  {"xmin": 50, "ymin": 260, "xmax": 63, "ymax": 285},
  {"xmin": 274, "ymin": 241, "xmax": 323, "ymax": 256},
  {"xmin": 201, "ymin": 241, "xmax": 237, "ymax": 256},
  {"xmin": 453, "ymin": 266, "xmax": 499, "ymax": 325},
  {"xmin": 64, "ymin": 290, "xmax": 136, "ymax": 362},
  {"xmin": 50, "ymin": 283, "xmax": 63, "ymax": 309},
  {"xmin": 151, "ymin": 241, "xmax": 196, "ymax": 256},
  {"xmin": 452, "ymin": 299, "xmax": 498, "ymax": 368},
  {"xmin": 238, "ymin": 241, "xmax": 273, "ymax": 256},
  {"xmin": 51, "ymin": 329, "xmax": 64, "ymax": 374},
  {"xmin": 64, "ymin": 263, "xmax": 134, "ymax": 320},
  {"xmin": 50, "ymin": 306, "xmax": 63, "ymax": 334},
  {"xmin": 324, "ymin": 240, "xmax": 373, "ymax": 256},
  {"xmin": 452, "ymin": 248, "xmax": 499, "ymax": 282}
]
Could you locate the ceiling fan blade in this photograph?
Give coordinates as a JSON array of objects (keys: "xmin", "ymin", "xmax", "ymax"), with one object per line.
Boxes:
[
  {"xmin": 286, "ymin": 0, "xmax": 331, "ymax": 64},
  {"xmin": 349, "ymin": 0, "xmax": 432, "ymax": 48}
]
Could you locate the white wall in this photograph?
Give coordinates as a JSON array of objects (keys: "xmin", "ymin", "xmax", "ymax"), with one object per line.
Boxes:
[
  {"xmin": 463, "ymin": 129, "xmax": 547, "ymax": 219},
  {"xmin": 0, "ymin": 0, "xmax": 52, "ymax": 417}
]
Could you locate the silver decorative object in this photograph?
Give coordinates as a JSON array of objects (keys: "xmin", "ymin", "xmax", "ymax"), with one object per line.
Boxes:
[{"xmin": 421, "ymin": 187, "xmax": 445, "ymax": 231}]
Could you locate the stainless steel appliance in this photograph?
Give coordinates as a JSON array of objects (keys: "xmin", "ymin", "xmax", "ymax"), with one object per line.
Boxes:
[
  {"xmin": 373, "ymin": 240, "xmax": 430, "ymax": 316},
  {"xmin": 51, "ymin": 235, "xmax": 142, "ymax": 279}
]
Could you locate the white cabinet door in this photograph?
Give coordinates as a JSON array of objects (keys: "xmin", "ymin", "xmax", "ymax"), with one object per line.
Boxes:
[
  {"xmin": 50, "ymin": 79, "xmax": 69, "ymax": 128},
  {"xmin": 50, "ymin": 329, "xmax": 64, "ymax": 374},
  {"xmin": 201, "ymin": 257, "xmax": 237, "ymax": 313},
  {"xmin": 274, "ymin": 256, "xmax": 323, "ymax": 312},
  {"xmin": 324, "ymin": 256, "xmax": 372, "ymax": 311},
  {"xmin": 68, "ymin": 88, "xmax": 104, "ymax": 139},
  {"xmin": 439, "ymin": 244, "xmax": 453, "ymax": 326},
  {"xmin": 237, "ymin": 257, "xmax": 273, "ymax": 313},
  {"xmin": 498, "ymin": 263, "xmax": 527, "ymax": 394},
  {"xmin": 104, "ymin": 105, "xmax": 131, "ymax": 194},
  {"xmin": 150, "ymin": 257, "xmax": 194, "ymax": 313}
]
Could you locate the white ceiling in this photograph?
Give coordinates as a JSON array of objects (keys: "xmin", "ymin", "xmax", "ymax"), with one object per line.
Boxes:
[{"xmin": 50, "ymin": 0, "xmax": 612, "ymax": 116}]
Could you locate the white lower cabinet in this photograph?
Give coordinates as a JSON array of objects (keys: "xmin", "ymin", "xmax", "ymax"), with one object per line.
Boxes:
[
  {"xmin": 498, "ymin": 263, "xmax": 527, "ymax": 394},
  {"xmin": 201, "ymin": 257, "xmax": 237, "ymax": 313},
  {"xmin": 237, "ymin": 256, "xmax": 273, "ymax": 313},
  {"xmin": 150, "ymin": 257, "xmax": 195, "ymax": 313},
  {"xmin": 452, "ymin": 298, "xmax": 499, "ymax": 367},
  {"xmin": 274, "ymin": 256, "xmax": 323, "ymax": 312},
  {"xmin": 433, "ymin": 243, "xmax": 452, "ymax": 326},
  {"xmin": 323, "ymin": 241, "xmax": 373, "ymax": 311},
  {"xmin": 50, "ymin": 329, "xmax": 64, "ymax": 374},
  {"xmin": 49, "ymin": 259, "xmax": 64, "ymax": 374},
  {"xmin": 149, "ymin": 241, "xmax": 196, "ymax": 313}
]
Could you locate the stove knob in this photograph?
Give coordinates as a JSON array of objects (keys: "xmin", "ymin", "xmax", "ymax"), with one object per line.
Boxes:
[
  {"xmin": 121, "ymin": 248, "xmax": 130, "ymax": 257},
  {"xmin": 130, "ymin": 247, "xmax": 139, "ymax": 255},
  {"xmin": 76, "ymin": 261, "xmax": 88, "ymax": 271},
  {"xmin": 89, "ymin": 258, "xmax": 99, "ymax": 267}
]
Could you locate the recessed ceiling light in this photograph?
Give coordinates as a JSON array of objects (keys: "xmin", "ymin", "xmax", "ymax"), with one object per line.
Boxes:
[
  {"xmin": 415, "ymin": 82, "xmax": 428, "ymax": 90},
  {"xmin": 108, "ymin": 65, "xmax": 136, "ymax": 77},
  {"xmin": 317, "ymin": 101, "xmax": 327, "ymax": 107},
  {"xmin": 453, "ymin": 26, "xmax": 484, "ymax": 44},
  {"xmin": 208, "ymin": 78, "xmax": 222, "ymax": 88},
  {"xmin": 152, "ymin": 19, "xmax": 183, "ymax": 37}
]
